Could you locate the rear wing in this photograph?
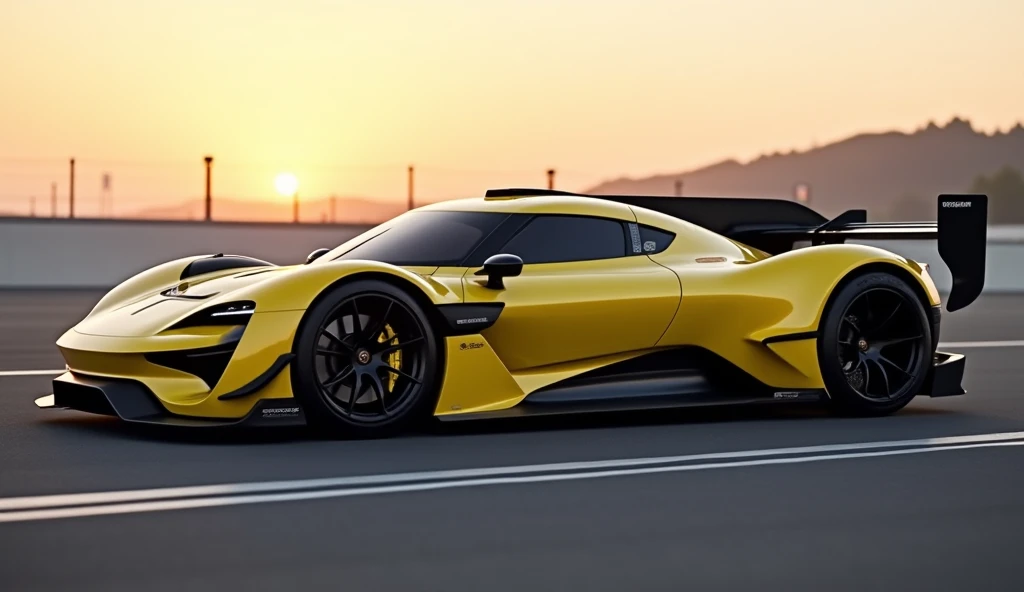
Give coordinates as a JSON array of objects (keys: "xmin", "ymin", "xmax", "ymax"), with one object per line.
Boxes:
[
  {"xmin": 725, "ymin": 195, "xmax": 988, "ymax": 312},
  {"xmin": 483, "ymin": 189, "xmax": 988, "ymax": 311}
]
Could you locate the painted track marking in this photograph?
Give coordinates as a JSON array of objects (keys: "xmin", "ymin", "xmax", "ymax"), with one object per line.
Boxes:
[
  {"xmin": 3, "ymin": 431, "xmax": 1024, "ymax": 523},
  {"xmin": 1, "ymin": 341, "xmax": 1023, "ymax": 379},
  {"xmin": 939, "ymin": 340, "xmax": 1024, "ymax": 349},
  {"xmin": 0, "ymin": 369, "xmax": 66, "ymax": 377}
]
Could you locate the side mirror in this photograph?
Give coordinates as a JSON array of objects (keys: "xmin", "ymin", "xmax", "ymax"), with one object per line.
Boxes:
[
  {"xmin": 474, "ymin": 253, "xmax": 523, "ymax": 290},
  {"xmin": 305, "ymin": 248, "xmax": 330, "ymax": 264}
]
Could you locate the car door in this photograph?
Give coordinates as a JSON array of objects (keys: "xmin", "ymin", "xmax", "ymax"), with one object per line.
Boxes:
[{"xmin": 462, "ymin": 214, "xmax": 681, "ymax": 372}]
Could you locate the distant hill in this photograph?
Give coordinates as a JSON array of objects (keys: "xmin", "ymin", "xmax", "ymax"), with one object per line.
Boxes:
[
  {"xmin": 585, "ymin": 118, "xmax": 1024, "ymax": 221},
  {"xmin": 134, "ymin": 196, "xmax": 409, "ymax": 224}
]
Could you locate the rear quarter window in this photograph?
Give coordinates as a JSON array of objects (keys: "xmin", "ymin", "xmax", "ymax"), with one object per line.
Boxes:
[{"xmin": 639, "ymin": 225, "xmax": 675, "ymax": 254}]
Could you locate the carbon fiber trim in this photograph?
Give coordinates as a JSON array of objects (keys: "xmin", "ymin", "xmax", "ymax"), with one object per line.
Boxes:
[{"xmin": 47, "ymin": 372, "xmax": 306, "ymax": 428}]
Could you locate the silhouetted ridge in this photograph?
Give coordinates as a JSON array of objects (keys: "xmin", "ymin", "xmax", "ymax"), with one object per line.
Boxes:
[{"xmin": 585, "ymin": 117, "xmax": 1024, "ymax": 221}]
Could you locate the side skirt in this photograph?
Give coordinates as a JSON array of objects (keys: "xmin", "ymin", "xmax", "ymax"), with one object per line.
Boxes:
[
  {"xmin": 438, "ymin": 389, "xmax": 826, "ymax": 421},
  {"xmin": 438, "ymin": 348, "xmax": 826, "ymax": 422}
]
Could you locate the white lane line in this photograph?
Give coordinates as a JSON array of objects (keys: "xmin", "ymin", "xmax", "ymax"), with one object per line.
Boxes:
[
  {"xmin": 939, "ymin": 340, "xmax": 1024, "ymax": 349},
  {"xmin": 2, "ymin": 439, "xmax": 1023, "ymax": 524},
  {"xmin": 4, "ymin": 430, "xmax": 1024, "ymax": 512},
  {"xmin": 0, "ymin": 341, "xmax": 1017, "ymax": 378},
  {"xmin": 2, "ymin": 431, "xmax": 1024, "ymax": 520},
  {"xmin": 0, "ymin": 369, "xmax": 64, "ymax": 377},
  {"xmin": 0, "ymin": 341, "xmax": 1018, "ymax": 378},
  {"xmin": 0, "ymin": 340, "xmax": 1018, "ymax": 378}
]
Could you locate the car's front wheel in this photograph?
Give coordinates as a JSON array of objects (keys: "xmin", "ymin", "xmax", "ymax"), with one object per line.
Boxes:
[
  {"xmin": 818, "ymin": 271, "xmax": 933, "ymax": 416},
  {"xmin": 291, "ymin": 279, "xmax": 442, "ymax": 438}
]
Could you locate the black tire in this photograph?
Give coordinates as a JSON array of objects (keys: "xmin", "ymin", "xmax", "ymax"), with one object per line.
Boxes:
[
  {"xmin": 291, "ymin": 279, "xmax": 442, "ymax": 438},
  {"xmin": 818, "ymin": 271, "xmax": 933, "ymax": 416}
]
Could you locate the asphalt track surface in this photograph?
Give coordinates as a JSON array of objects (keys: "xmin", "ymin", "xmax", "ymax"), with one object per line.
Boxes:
[{"xmin": 2, "ymin": 291, "xmax": 1024, "ymax": 591}]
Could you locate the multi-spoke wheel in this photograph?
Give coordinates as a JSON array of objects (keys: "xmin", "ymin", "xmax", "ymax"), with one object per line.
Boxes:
[
  {"xmin": 818, "ymin": 271, "xmax": 933, "ymax": 416},
  {"xmin": 292, "ymin": 280, "xmax": 441, "ymax": 437}
]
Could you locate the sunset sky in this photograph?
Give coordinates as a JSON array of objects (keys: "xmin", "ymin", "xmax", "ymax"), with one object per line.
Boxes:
[{"xmin": 2, "ymin": 0, "xmax": 1023, "ymax": 217}]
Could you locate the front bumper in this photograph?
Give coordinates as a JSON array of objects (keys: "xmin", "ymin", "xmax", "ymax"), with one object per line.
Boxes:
[
  {"xmin": 53, "ymin": 309, "xmax": 304, "ymax": 419},
  {"xmin": 922, "ymin": 351, "xmax": 967, "ymax": 397},
  {"xmin": 35, "ymin": 372, "xmax": 307, "ymax": 428}
]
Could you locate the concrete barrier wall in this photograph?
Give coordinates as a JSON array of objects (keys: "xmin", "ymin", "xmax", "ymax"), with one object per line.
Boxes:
[
  {"xmin": 0, "ymin": 218, "xmax": 372, "ymax": 288},
  {"xmin": 1, "ymin": 217, "xmax": 1022, "ymax": 291},
  {"xmin": 857, "ymin": 240, "xmax": 1018, "ymax": 293},
  {"xmin": 861, "ymin": 226, "xmax": 1024, "ymax": 293}
]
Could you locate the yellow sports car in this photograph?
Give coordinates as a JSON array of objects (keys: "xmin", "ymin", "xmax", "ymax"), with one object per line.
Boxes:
[{"xmin": 36, "ymin": 189, "xmax": 987, "ymax": 437}]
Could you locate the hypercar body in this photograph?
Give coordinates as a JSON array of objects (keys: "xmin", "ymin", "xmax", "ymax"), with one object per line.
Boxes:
[{"xmin": 37, "ymin": 189, "xmax": 988, "ymax": 437}]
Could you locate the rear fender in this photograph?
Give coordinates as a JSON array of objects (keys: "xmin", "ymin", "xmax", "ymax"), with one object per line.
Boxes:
[
  {"xmin": 745, "ymin": 244, "xmax": 939, "ymax": 343},
  {"xmin": 656, "ymin": 244, "xmax": 937, "ymax": 388}
]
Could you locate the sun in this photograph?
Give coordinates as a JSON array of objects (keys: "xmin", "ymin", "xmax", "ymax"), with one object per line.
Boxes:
[{"xmin": 274, "ymin": 172, "xmax": 299, "ymax": 197}]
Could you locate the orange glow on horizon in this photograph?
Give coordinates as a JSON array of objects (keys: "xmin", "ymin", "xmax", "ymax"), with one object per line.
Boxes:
[{"xmin": 1, "ymin": 0, "xmax": 1022, "ymax": 216}]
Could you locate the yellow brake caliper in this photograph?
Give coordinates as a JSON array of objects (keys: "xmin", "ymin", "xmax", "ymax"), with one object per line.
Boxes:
[{"xmin": 378, "ymin": 325, "xmax": 401, "ymax": 394}]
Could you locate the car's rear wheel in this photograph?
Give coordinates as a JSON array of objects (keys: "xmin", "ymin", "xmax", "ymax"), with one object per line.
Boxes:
[
  {"xmin": 818, "ymin": 271, "xmax": 933, "ymax": 416},
  {"xmin": 292, "ymin": 279, "xmax": 441, "ymax": 438}
]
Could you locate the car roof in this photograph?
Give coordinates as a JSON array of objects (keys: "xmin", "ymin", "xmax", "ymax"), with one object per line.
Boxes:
[{"xmin": 416, "ymin": 194, "xmax": 636, "ymax": 222}]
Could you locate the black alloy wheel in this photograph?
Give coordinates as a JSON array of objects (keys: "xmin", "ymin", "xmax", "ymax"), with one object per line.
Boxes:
[
  {"xmin": 837, "ymin": 288, "xmax": 929, "ymax": 400},
  {"xmin": 818, "ymin": 271, "xmax": 933, "ymax": 416},
  {"xmin": 314, "ymin": 293, "xmax": 427, "ymax": 422},
  {"xmin": 292, "ymin": 280, "xmax": 441, "ymax": 437}
]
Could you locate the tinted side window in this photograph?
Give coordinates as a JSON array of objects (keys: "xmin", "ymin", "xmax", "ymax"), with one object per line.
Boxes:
[
  {"xmin": 500, "ymin": 216, "xmax": 627, "ymax": 264},
  {"xmin": 335, "ymin": 211, "xmax": 506, "ymax": 266},
  {"xmin": 639, "ymin": 225, "xmax": 675, "ymax": 254}
]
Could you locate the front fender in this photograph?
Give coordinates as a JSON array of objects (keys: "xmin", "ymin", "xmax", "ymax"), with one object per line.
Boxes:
[
  {"xmin": 89, "ymin": 254, "xmax": 274, "ymax": 317},
  {"xmin": 89, "ymin": 256, "xmax": 207, "ymax": 316},
  {"xmin": 228, "ymin": 260, "xmax": 463, "ymax": 312}
]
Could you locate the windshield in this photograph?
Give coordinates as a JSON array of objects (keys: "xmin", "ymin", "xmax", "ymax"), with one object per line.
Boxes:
[{"xmin": 318, "ymin": 211, "xmax": 507, "ymax": 267}]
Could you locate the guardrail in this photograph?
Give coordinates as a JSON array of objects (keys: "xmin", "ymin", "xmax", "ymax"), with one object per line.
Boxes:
[
  {"xmin": 980, "ymin": 225, "xmax": 1024, "ymax": 244},
  {"xmin": 858, "ymin": 237, "xmax": 1019, "ymax": 293},
  {"xmin": 1, "ymin": 217, "xmax": 1023, "ymax": 291},
  {"xmin": 0, "ymin": 217, "xmax": 371, "ymax": 288}
]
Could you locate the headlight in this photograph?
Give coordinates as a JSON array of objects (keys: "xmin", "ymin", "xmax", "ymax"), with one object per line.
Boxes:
[{"xmin": 169, "ymin": 301, "xmax": 256, "ymax": 329}]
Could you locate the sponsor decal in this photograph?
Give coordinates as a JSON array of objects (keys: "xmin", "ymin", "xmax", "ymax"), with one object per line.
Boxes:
[
  {"xmin": 643, "ymin": 241, "xmax": 657, "ymax": 252},
  {"xmin": 773, "ymin": 392, "xmax": 802, "ymax": 400},
  {"xmin": 456, "ymin": 317, "xmax": 489, "ymax": 325},
  {"xmin": 261, "ymin": 407, "xmax": 301, "ymax": 418},
  {"xmin": 942, "ymin": 201, "xmax": 972, "ymax": 208},
  {"xmin": 459, "ymin": 342, "xmax": 485, "ymax": 350},
  {"xmin": 628, "ymin": 224, "xmax": 642, "ymax": 254}
]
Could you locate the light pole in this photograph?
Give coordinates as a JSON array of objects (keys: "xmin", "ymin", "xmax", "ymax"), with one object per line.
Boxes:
[
  {"xmin": 204, "ymin": 156, "xmax": 213, "ymax": 221},
  {"xmin": 794, "ymin": 183, "xmax": 811, "ymax": 204},
  {"xmin": 69, "ymin": 158, "xmax": 75, "ymax": 219},
  {"xmin": 407, "ymin": 165, "xmax": 415, "ymax": 211}
]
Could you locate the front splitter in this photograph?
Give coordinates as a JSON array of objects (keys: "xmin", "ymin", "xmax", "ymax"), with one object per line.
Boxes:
[{"xmin": 37, "ymin": 372, "xmax": 306, "ymax": 428}]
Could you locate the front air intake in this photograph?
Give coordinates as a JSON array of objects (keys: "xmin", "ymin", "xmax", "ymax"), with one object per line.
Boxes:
[
  {"xmin": 52, "ymin": 379, "xmax": 117, "ymax": 416},
  {"xmin": 145, "ymin": 342, "xmax": 238, "ymax": 389}
]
